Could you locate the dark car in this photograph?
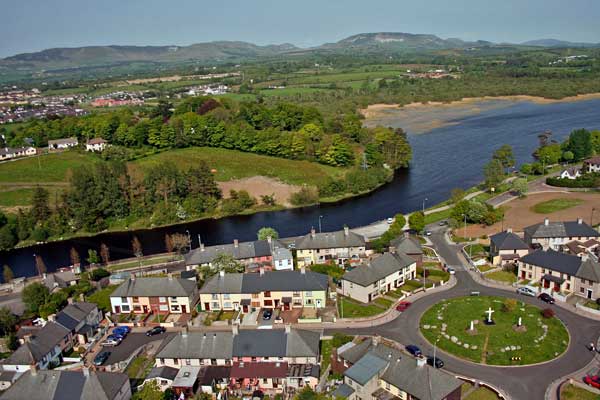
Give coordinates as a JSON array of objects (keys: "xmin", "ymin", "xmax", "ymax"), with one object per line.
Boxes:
[
  {"xmin": 93, "ymin": 351, "xmax": 111, "ymax": 366},
  {"xmin": 107, "ymin": 333, "xmax": 124, "ymax": 342},
  {"xmin": 427, "ymin": 356, "xmax": 444, "ymax": 368},
  {"xmin": 396, "ymin": 301, "xmax": 412, "ymax": 312},
  {"xmin": 406, "ymin": 344, "xmax": 422, "ymax": 357},
  {"xmin": 262, "ymin": 309, "xmax": 273, "ymax": 320},
  {"xmin": 584, "ymin": 375, "xmax": 600, "ymax": 389},
  {"xmin": 538, "ymin": 293, "xmax": 555, "ymax": 304},
  {"xmin": 113, "ymin": 326, "xmax": 130, "ymax": 336},
  {"xmin": 146, "ymin": 326, "xmax": 166, "ymax": 336}
]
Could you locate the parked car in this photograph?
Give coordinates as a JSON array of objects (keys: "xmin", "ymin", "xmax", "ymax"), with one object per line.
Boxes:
[
  {"xmin": 93, "ymin": 351, "xmax": 111, "ymax": 366},
  {"xmin": 108, "ymin": 333, "xmax": 124, "ymax": 342},
  {"xmin": 538, "ymin": 293, "xmax": 555, "ymax": 304},
  {"xmin": 439, "ymin": 220, "xmax": 448, "ymax": 226},
  {"xmin": 446, "ymin": 267, "xmax": 456, "ymax": 275},
  {"xmin": 406, "ymin": 345, "xmax": 422, "ymax": 357},
  {"xmin": 146, "ymin": 326, "xmax": 166, "ymax": 336},
  {"xmin": 427, "ymin": 356, "xmax": 444, "ymax": 368},
  {"xmin": 387, "ymin": 217, "xmax": 394, "ymax": 224},
  {"xmin": 396, "ymin": 301, "xmax": 412, "ymax": 312},
  {"xmin": 517, "ymin": 287, "xmax": 536, "ymax": 297},
  {"xmin": 112, "ymin": 326, "xmax": 130, "ymax": 337},
  {"xmin": 584, "ymin": 375, "xmax": 600, "ymax": 389},
  {"xmin": 424, "ymin": 230, "xmax": 432, "ymax": 236},
  {"xmin": 262, "ymin": 309, "xmax": 273, "ymax": 320},
  {"xmin": 101, "ymin": 338, "xmax": 121, "ymax": 347}
]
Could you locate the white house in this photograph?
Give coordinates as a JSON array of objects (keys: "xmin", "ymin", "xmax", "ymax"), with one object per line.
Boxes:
[
  {"xmin": 584, "ymin": 156, "xmax": 600, "ymax": 173},
  {"xmin": 559, "ymin": 167, "xmax": 581, "ymax": 180},
  {"xmin": 524, "ymin": 218, "xmax": 600, "ymax": 250},
  {"xmin": 0, "ymin": 147, "xmax": 37, "ymax": 161},
  {"xmin": 272, "ymin": 247, "xmax": 293, "ymax": 270},
  {"xmin": 295, "ymin": 227, "xmax": 366, "ymax": 267},
  {"xmin": 48, "ymin": 137, "xmax": 78, "ymax": 150},
  {"xmin": 86, "ymin": 137, "xmax": 108, "ymax": 152}
]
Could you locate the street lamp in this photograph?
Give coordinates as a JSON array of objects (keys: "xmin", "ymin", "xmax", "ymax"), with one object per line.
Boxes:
[
  {"xmin": 462, "ymin": 214, "xmax": 467, "ymax": 240},
  {"xmin": 422, "ymin": 198, "xmax": 428, "ymax": 214},
  {"xmin": 318, "ymin": 215, "xmax": 324, "ymax": 233},
  {"xmin": 186, "ymin": 230, "xmax": 191, "ymax": 252}
]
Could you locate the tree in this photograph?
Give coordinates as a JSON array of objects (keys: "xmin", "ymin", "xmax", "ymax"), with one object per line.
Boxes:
[
  {"xmin": 21, "ymin": 282, "xmax": 50, "ymax": 314},
  {"xmin": 511, "ymin": 178, "xmax": 528, "ymax": 197},
  {"xmin": 257, "ymin": 227, "xmax": 279, "ymax": 240},
  {"xmin": 132, "ymin": 380, "xmax": 164, "ymax": 400},
  {"xmin": 562, "ymin": 151, "xmax": 574, "ymax": 162},
  {"xmin": 35, "ymin": 255, "xmax": 46, "ymax": 276},
  {"xmin": 170, "ymin": 233, "xmax": 191, "ymax": 255},
  {"xmin": 450, "ymin": 188, "xmax": 465, "ymax": 204},
  {"xmin": 535, "ymin": 143, "xmax": 562, "ymax": 165},
  {"xmin": 100, "ymin": 243, "xmax": 110, "ymax": 265},
  {"xmin": 69, "ymin": 247, "xmax": 80, "ymax": 267},
  {"xmin": 3, "ymin": 265, "xmax": 13, "ymax": 284},
  {"xmin": 408, "ymin": 211, "xmax": 425, "ymax": 233},
  {"xmin": 212, "ymin": 254, "xmax": 244, "ymax": 274},
  {"xmin": 131, "ymin": 236, "xmax": 143, "ymax": 257},
  {"xmin": 31, "ymin": 186, "xmax": 50, "ymax": 223},
  {"xmin": 565, "ymin": 128, "xmax": 593, "ymax": 161},
  {"xmin": 260, "ymin": 193, "xmax": 276, "ymax": 206},
  {"xmin": 0, "ymin": 306, "xmax": 17, "ymax": 336},
  {"xmin": 483, "ymin": 159, "xmax": 505, "ymax": 190},
  {"xmin": 519, "ymin": 163, "xmax": 533, "ymax": 175},
  {"xmin": 87, "ymin": 249, "xmax": 99, "ymax": 265},
  {"xmin": 493, "ymin": 144, "xmax": 515, "ymax": 172}
]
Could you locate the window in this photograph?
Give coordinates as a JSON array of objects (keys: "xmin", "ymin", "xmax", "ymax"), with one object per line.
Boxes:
[
  {"xmin": 121, "ymin": 305, "xmax": 130, "ymax": 312},
  {"xmin": 211, "ymin": 294, "xmax": 218, "ymax": 300},
  {"xmin": 293, "ymin": 292, "xmax": 300, "ymax": 297},
  {"xmin": 133, "ymin": 296, "xmax": 139, "ymax": 302},
  {"xmin": 252, "ymin": 293, "xmax": 259, "ymax": 298},
  {"xmin": 159, "ymin": 358, "xmax": 165, "ymax": 365},
  {"xmin": 263, "ymin": 378, "xmax": 268, "ymax": 384},
  {"xmin": 171, "ymin": 305, "xmax": 180, "ymax": 312},
  {"xmin": 186, "ymin": 359, "xmax": 191, "ymax": 366},
  {"xmin": 581, "ymin": 278, "xmax": 586, "ymax": 284},
  {"xmin": 224, "ymin": 302, "xmax": 232, "ymax": 309},
  {"xmin": 159, "ymin": 304, "xmax": 169, "ymax": 311},
  {"xmin": 174, "ymin": 359, "xmax": 179, "ymax": 365},
  {"xmin": 212, "ymin": 302, "xmax": 220, "ymax": 309},
  {"xmin": 224, "ymin": 294, "xmax": 231, "ymax": 300},
  {"xmin": 159, "ymin": 297, "xmax": 166, "ymax": 303},
  {"xmin": 133, "ymin": 305, "xmax": 141, "ymax": 312},
  {"xmin": 121, "ymin": 297, "xmax": 127, "ymax": 302},
  {"xmin": 581, "ymin": 287, "xmax": 585, "ymax": 293},
  {"xmin": 264, "ymin": 291, "xmax": 271, "ymax": 297},
  {"xmin": 252, "ymin": 357, "xmax": 257, "ymax": 362},
  {"xmin": 305, "ymin": 291, "xmax": 312, "ymax": 297},
  {"xmin": 171, "ymin": 297, "xmax": 178, "ymax": 302}
]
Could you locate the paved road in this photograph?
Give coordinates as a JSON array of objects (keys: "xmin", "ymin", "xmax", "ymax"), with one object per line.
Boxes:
[
  {"xmin": 101, "ymin": 332, "xmax": 174, "ymax": 365},
  {"xmin": 327, "ymin": 226, "xmax": 600, "ymax": 400}
]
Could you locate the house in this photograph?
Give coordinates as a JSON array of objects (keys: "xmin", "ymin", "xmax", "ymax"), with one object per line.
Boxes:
[
  {"xmin": 110, "ymin": 275, "xmax": 199, "ymax": 315},
  {"xmin": 0, "ymin": 147, "xmax": 37, "ymax": 161},
  {"xmin": 48, "ymin": 137, "xmax": 78, "ymax": 150},
  {"xmin": 332, "ymin": 337, "xmax": 463, "ymax": 400},
  {"xmin": 559, "ymin": 167, "xmax": 582, "ymax": 180},
  {"xmin": 0, "ymin": 370, "xmax": 19, "ymax": 391},
  {"xmin": 272, "ymin": 247, "xmax": 293, "ymax": 271},
  {"xmin": 489, "ymin": 229, "xmax": 530, "ymax": 265},
  {"xmin": 86, "ymin": 137, "xmax": 108, "ymax": 152},
  {"xmin": 584, "ymin": 156, "xmax": 600, "ymax": 173},
  {"xmin": 142, "ymin": 366, "xmax": 179, "ymax": 391},
  {"xmin": 524, "ymin": 218, "xmax": 599, "ymax": 250},
  {"xmin": 198, "ymin": 269, "xmax": 328, "ymax": 312},
  {"xmin": 389, "ymin": 234, "xmax": 424, "ymax": 267},
  {"xmin": 185, "ymin": 237, "xmax": 291, "ymax": 272},
  {"xmin": 518, "ymin": 249, "xmax": 600, "ymax": 299},
  {"xmin": 55, "ymin": 301, "xmax": 103, "ymax": 345},
  {"xmin": 295, "ymin": 227, "xmax": 366, "ymax": 267},
  {"xmin": 3, "ymin": 321, "xmax": 72, "ymax": 371},
  {"xmin": 0, "ymin": 369, "xmax": 131, "ymax": 400},
  {"xmin": 172, "ymin": 366, "xmax": 201, "ymax": 398},
  {"xmin": 563, "ymin": 239, "xmax": 600, "ymax": 258},
  {"xmin": 196, "ymin": 366, "xmax": 231, "ymax": 394},
  {"xmin": 41, "ymin": 271, "xmax": 79, "ymax": 292},
  {"xmin": 340, "ymin": 252, "xmax": 417, "ymax": 303}
]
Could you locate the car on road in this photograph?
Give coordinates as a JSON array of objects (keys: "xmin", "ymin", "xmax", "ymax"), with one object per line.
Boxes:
[
  {"xmin": 112, "ymin": 326, "xmax": 130, "ymax": 337},
  {"xmin": 446, "ymin": 267, "xmax": 456, "ymax": 275},
  {"xmin": 405, "ymin": 344, "xmax": 422, "ymax": 357},
  {"xmin": 439, "ymin": 220, "xmax": 448, "ymax": 226},
  {"xmin": 108, "ymin": 333, "xmax": 124, "ymax": 342},
  {"xmin": 424, "ymin": 230, "xmax": 432, "ymax": 236},
  {"xmin": 516, "ymin": 287, "xmax": 536, "ymax": 297},
  {"xmin": 538, "ymin": 293, "xmax": 555, "ymax": 304},
  {"xmin": 101, "ymin": 338, "xmax": 121, "ymax": 347},
  {"xmin": 396, "ymin": 301, "xmax": 412, "ymax": 312},
  {"xmin": 584, "ymin": 375, "xmax": 600, "ymax": 389},
  {"xmin": 262, "ymin": 309, "xmax": 273, "ymax": 320},
  {"xmin": 146, "ymin": 326, "xmax": 166, "ymax": 336},
  {"xmin": 93, "ymin": 351, "xmax": 111, "ymax": 366},
  {"xmin": 427, "ymin": 356, "xmax": 444, "ymax": 368},
  {"xmin": 387, "ymin": 217, "xmax": 394, "ymax": 224}
]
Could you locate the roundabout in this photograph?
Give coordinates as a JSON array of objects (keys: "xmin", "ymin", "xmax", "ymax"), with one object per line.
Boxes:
[{"xmin": 420, "ymin": 296, "xmax": 569, "ymax": 365}]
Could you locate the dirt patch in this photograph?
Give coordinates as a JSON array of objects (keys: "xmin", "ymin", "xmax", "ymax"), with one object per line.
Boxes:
[
  {"xmin": 460, "ymin": 192, "xmax": 600, "ymax": 237},
  {"xmin": 218, "ymin": 176, "xmax": 302, "ymax": 207}
]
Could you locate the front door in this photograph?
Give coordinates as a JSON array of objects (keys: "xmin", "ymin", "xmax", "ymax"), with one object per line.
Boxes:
[
  {"xmin": 115, "ymin": 306, "xmax": 121, "ymax": 314},
  {"xmin": 204, "ymin": 302, "xmax": 210, "ymax": 311},
  {"xmin": 553, "ymin": 282, "xmax": 560, "ymax": 292},
  {"xmin": 521, "ymin": 271, "xmax": 526, "ymax": 279},
  {"xmin": 243, "ymin": 305, "xmax": 248, "ymax": 313},
  {"xmin": 181, "ymin": 305, "xmax": 187, "ymax": 313},
  {"xmin": 143, "ymin": 305, "xmax": 148, "ymax": 313},
  {"xmin": 588, "ymin": 289, "xmax": 593, "ymax": 299}
]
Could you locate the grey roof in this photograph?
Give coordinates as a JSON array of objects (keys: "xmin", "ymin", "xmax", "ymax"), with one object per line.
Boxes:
[
  {"xmin": 156, "ymin": 332, "xmax": 234, "ymax": 360},
  {"xmin": 342, "ymin": 253, "xmax": 415, "ymax": 287},
  {"xmin": 6, "ymin": 322, "xmax": 70, "ymax": 365},
  {"xmin": 48, "ymin": 137, "xmax": 77, "ymax": 145},
  {"xmin": 389, "ymin": 236, "xmax": 423, "ymax": 255},
  {"xmin": 521, "ymin": 250, "xmax": 600, "ymax": 282},
  {"xmin": 185, "ymin": 239, "xmax": 286, "ymax": 265},
  {"xmin": 339, "ymin": 338, "xmax": 373, "ymax": 364},
  {"xmin": 111, "ymin": 277, "xmax": 197, "ymax": 298},
  {"xmin": 490, "ymin": 231, "xmax": 529, "ymax": 250},
  {"xmin": 173, "ymin": 366, "xmax": 201, "ymax": 388},
  {"xmin": 272, "ymin": 247, "xmax": 292, "ymax": 261},
  {"xmin": 0, "ymin": 370, "xmax": 129, "ymax": 400},
  {"xmin": 332, "ymin": 383, "xmax": 355, "ymax": 398},
  {"xmin": 295, "ymin": 229, "xmax": 365, "ymax": 250},
  {"xmin": 55, "ymin": 302, "xmax": 97, "ymax": 331},
  {"xmin": 0, "ymin": 371, "xmax": 17, "ymax": 382},
  {"xmin": 199, "ymin": 270, "xmax": 328, "ymax": 294},
  {"xmin": 344, "ymin": 351, "xmax": 388, "ymax": 385},
  {"xmin": 42, "ymin": 271, "xmax": 78, "ymax": 290},
  {"xmin": 524, "ymin": 220, "xmax": 599, "ymax": 239}
]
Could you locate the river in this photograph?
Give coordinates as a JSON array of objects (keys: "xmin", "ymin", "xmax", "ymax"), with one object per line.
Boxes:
[{"xmin": 2, "ymin": 98, "xmax": 600, "ymax": 277}]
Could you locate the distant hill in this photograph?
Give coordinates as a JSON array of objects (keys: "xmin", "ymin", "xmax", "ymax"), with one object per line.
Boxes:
[
  {"xmin": 521, "ymin": 39, "xmax": 600, "ymax": 48},
  {"xmin": 319, "ymin": 32, "xmax": 493, "ymax": 51}
]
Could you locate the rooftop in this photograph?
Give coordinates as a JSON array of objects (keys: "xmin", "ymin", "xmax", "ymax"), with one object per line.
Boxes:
[
  {"xmin": 342, "ymin": 252, "xmax": 415, "ymax": 287},
  {"xmin": 111, "ymin": 277, "xmax": 197, "ymax": 298},
  {"xmin": 389, "ymin": 235, "xmax": 423, "ymax": 255},
  {"xmin": 295, "ymin": 228, "xmax": 365, "ymax": 250},
  {"xmin": 490, "ymin": 231, "xmax": 529, "ymax": 251},
  {"xmin": 185, "ymin": 239, "xmax": 286, "ymax": 265},
  {"xmin": 199, "ymin": 270, "xmax": 328, "ymax": 294},
  {"xmin": 524, "ymin": 219, "xmax": 599, "ymax": 239}
]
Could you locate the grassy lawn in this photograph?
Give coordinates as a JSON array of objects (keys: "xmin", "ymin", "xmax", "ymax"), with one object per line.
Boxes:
[
  {"xmin": 485, "ymin": 270, "xmax": 517, "ymax": 284},
  {"xmin": 423, "ymin": 247, "xmax": 437, "ymax": 258},
  {"xmin": 478, "ymin": 265, "xmax": 495, "ymax": 273},
  {"xmin": 126, "ymin": 355, "xmax": 154, "ymax": 379},
  {"xmin": 386, "ymin": 291, "xmax": 402, "ymax": 299},
  {"xmin": 463, "ymin": 386, "xmax": 501, "ymax": 400},
  {"xmin": 464, "ymin": 244, "xmax": 487, "ymax": 257},
  {"xmin": 338, "ymin": 296, "xmax": 385, "ymax": 318},
  {"xmin": 0, "ymin": 151, "xmax": 97, "ymax": 183},
  {"xmin": 320, "ymin": 339, "xmax": 333, "ymax": 373},
  {"xmin": 107, "ymin": 255, "xmax": 177, "ymax": 272},
  {"xmin": 132, "ymin": 147, "xmax": 346, "ymax": 186},
  {"xmin": 86, "ymin": 285, "xmax": 118, "ymax": 312},
  {"xmin": 399, "ymin": 280, "xmax": 423, "ymax": 293},
  {"xmin": 373, "ymin": 297, "xmax": 393, "ymax": 309},
  {"xmin": 560, "ymin": 384, "xmax": 600, "ymax": 400},
  {"xmin": 420, "ymin": 296, "xmax": 569, "ymax": 365},
  {"xmin": 583, "ymin": 300, "xmax": 600, "ymax": 310},
  {"xmin": 531, "ymin": 198, "xmax": 585, "ymax": 214},
  {"xmin": 424, "ymin": 207, "xmax": 453, "ymax": 225},
  {"xmin": 309, "ymin": 264, "xmax": 345, "ymax": 280}
]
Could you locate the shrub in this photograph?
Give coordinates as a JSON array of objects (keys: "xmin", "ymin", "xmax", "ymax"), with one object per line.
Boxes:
[
  {"xmin": 546, "ymin": 173, "xmax": 600, "ymax": 188},
  {"xmin": 89, "ymin": 268, "xmax": 110, "ymax": 281},
  {"xmin": 542, "ymin": 308, "xmax": 555, "ymax": 319},
  {"xmin": 290, "ymin": 187, "xmax": 319, "ymax": 206},
  {"xmin": 502, "ymin": 298, "xmax": 517, "ymax": 313}
]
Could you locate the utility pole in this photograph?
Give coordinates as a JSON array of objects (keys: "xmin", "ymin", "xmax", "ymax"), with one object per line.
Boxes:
[
  {"xmin": 463, "ymin": 214, "xmax": 467, "ymax": 240},
  {"xmin": 422, "ymin": 198, "xmax": 428, "ymax": 214},
  {"xmin": 319, "ymin": 215, "xmax": 323, "ymax": 233}
]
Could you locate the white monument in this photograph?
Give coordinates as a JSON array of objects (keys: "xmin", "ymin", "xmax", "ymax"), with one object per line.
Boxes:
[
  {"xmin": 518, "ymin": 317, "xmax": 522, "ymax": 327},
  {"xmin": 486, "ymin": 307, "xmax": 495, "ymax": 323},
  {"xmin": 470, "ymin": 321, "xmax": 475, "ymax": 331}
]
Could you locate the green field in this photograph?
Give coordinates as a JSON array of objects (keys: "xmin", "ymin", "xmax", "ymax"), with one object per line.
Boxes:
[
  {"xmin": 0, "ymin": 152, "xmax": 97, "ymax": 183},
  {"xmin": 485, "ymin": 270, "xmax": 517, "ymax": 284},
  {"xmin": 338, "ymin": 296, "xmax": 385, "ymax": 318},
  {"xmin": 560, "ymin": 384, "xmax": 600, "ymax": 400},
  {"xmin": 421, "ymin": 296, "xmax": 569, "ymax": 365},
  {"xmin": 531, "ymin": 198, "xmax": 584, "ymax": 214},
  {"xmin": 132, "ymin": 146, "xmax": 346, "ymax": 186}
]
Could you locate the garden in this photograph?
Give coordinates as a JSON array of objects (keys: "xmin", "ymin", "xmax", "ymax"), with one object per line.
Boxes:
[{"xmin": 420, "ymin": 296, "xmax": 569, "ymax": 365}]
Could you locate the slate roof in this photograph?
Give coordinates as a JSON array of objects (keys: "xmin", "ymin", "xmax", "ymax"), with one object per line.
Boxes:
[
  {"xmin": 87, "ymin": 138, "xmax": 107, "ymax": 145},
  {"xmin": 48, "ymin": 137, "xmax": 77, "ymax": 146},
  {"xmin": 524, "ymin": 220, "xmax": 599, "ymax": 239},
  {"xmin": 389, "ymin": 236, "xmax": 423, "ymax": 255},
  {"xmin": 585, "ymin": 156, "xmax": 600, "ymax": 165},
  {"xmin": 146, "ymin": 366, "xmax": 179, "ymax": 381},
  {"xmin": 55, "ymin": 302, "xmax": 97, "ymax": 331},
  {"xmin": 332, "ymin": 383, "xmax": 355, "ymax": 398},
  {"xmin": 42, "ymin": 271, "xmax": 78, "ymax": 291},
  {"xmin": 173, "ymin": 366, "xmax": 201, "ymax": 388},
  {"xmin": 156, "ymin": 332, "xmax": 234, "ymax": 360},
  {"xmin": 490, "ymin": 231, "xmax": 529, "ymax": 251},
  {"xmin": 230, "ymin": 362, "xmax": 288, "ymax": 378},
  {"xmin": 0, "ymin": 370, "xmax": 129, "ymax": 400},
  {"xmin": 185, "ymin": 239, "xmax": 286, "ymax": 265},
  {"xmin": 111, "ymin": 277, "xmax": 197, "ymax": 298},
  {"xmin": 344, "ymin": 351, "xmax": 388, "ymax": 385},
  {"xmin": 199, "ymin": 270, "xmax": 328, "ymax": 294},
  {"xmin": 6, "ymin": 322, "xmax": 70, "ymax": 365},
  {"xmin": 197, "ymin": 366, "xmax": 231, "ymax": 385},
  {"xmin": 521, "ymin": 249, "xmax": 600, "ymax": 282},
  {"xmin": 295, "ymin": 229, "xmax": 365, "ymax": 250},
  {"xmin": 342, "ymin": 252, "xmax": 415, "ymax": 287}
]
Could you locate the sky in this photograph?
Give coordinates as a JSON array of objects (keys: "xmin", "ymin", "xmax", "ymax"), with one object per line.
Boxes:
[{"xmin": 1, "ymin": 0, "xmax": 599, "ymax": 58}]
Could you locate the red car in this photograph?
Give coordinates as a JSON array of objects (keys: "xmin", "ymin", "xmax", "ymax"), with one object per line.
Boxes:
[
  {"xmin": 584, "ymin": 375, "xmax": 600, "ymax": 389},
  {"xmin": 396, "ymin": 301, "xmax": 412, "ymax": 312}
]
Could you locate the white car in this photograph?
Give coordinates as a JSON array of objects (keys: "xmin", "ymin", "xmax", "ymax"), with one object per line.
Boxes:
[
  {"xmin": 387, "ymin": 218, "xmax": 394, "ymax": 224},
  {"xmin": 446, "ymin": 267, "xmax": 456, "ymax": 275},
  {"xmin": 101, "ymin": 338, "xmax": 121, "ymax": 347},
  {"xmin": 516, "ymin": 286, "xmax": 536, "ymax": 297}
]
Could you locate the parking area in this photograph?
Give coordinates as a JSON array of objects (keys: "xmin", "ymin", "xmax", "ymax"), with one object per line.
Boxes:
[{"xmin": 95, "ymin": 331, "xmax": 174, "ymax": 366}]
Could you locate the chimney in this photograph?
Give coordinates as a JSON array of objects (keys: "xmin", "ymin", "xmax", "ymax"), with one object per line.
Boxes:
[
  {"xmin": 67, "ymin": 297, "xmax": 74, "ymax": 305},
  {"xmin": 219, "ymin": 270, "xmax": 225, "ymax": 277},
  {"xmin": 389, "ymin": 246, "xmax": 396, "ymax": 254},
  {"xmin": 310, "ymin": 228, "xmax": 316, "ymax": 238},
  {"xmin": 232, "ymin": 324, "xmax": 239, "ymax": 336},
  {"xmin": 168, "ymin": 273, "xmax": 173, "ymax": 280},
  {"xmin": 416, "ymin": 357, "xmax": 427, "ymax": 367},
  {"xmin": 507, "ymin": 228, "xmax": 512, "ymax": 233},
  {"xmin": 42, "ymin": 273, "xmax": 47, "ymax": 279},
  {"xmin": 544, "ymin": 218, "xmax": 549, "ymax": 226},
  {"xmin": 131, "ymin": 273, "xmax": 136, "ymax": 281},
  {"xmin": 344, "ymin": 226, "xmax": 349, "ymax": 236},
  {"xmin": 300, "ymin": 266, "xmax": 306, "ymax": 274},
  {"xmin": 285, "ymin": 324, "xmax": 291, "ymax": 334},
  {"xmin": 267, "ymin": 236, "xmax": 272, "ymax": 244},
  {"xmin": 30, "ymin": 363, "xmax": 37, "ymax": 376},
  {"xmin": 182, "ymin": 327, "xmax": 188, "ymax": 338},
  {"xmin": 578, "ymin": 217, "xmax": 583, "ymax": 225},
  {"xmin": 47, "ymin": 314, "xmax": 56, "ymax": 322},
  {"xmin": 82, "ymin": 367, "xmax": 90, "ymax": 377},
  {"xmin": 234, "ymin": 239, "xmax": 239, "ymax": 248},
  {"xmin": 372, "ymin": 335, "xmax": 379, "ymax": 347},
  {"xmin": 259, "ymin": 267, "xmax": 265, "ymax": 276}
]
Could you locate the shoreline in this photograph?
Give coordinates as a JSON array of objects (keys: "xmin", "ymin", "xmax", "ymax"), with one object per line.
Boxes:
[{"xmin": 361, "ymin": 93, "xmax": 600, "ymax": 119}]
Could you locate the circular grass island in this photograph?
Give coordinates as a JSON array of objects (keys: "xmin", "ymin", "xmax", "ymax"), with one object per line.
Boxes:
[{"xmin": 420, "ymin": 296, "xmax": 569, "ymax": 365}]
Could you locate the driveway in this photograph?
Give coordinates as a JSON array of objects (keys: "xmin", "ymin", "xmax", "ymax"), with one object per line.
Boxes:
[
  {"xmin": 326, "ymin": 228, "xmax": 600, "ymax": 400},
  {"xmin": 100, "ymin": 332, "xmax": 174, "ymax": 365}
]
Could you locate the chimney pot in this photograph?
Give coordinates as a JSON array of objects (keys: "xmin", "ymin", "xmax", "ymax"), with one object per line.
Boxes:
[
  {"xmin": 285, "ymin": 324, "xmax": 291, "ymax": 334},
  {"xmin": 310, "ymin": 228, "xmax": 316, "ymax": 238},
  {"xmin": 544, "ymin": 218, "xmax": 549, "ymax": 226},
  {"xmin": 344, "ymin": 226, "xmax": 349, "ymax": 236},
  {"xmin": 234, "ymin": 239, "xmax": 239, "ymax": 248},
  {"xmin": 578, "ymin": 217, "xmax": 583, "ymax": 224},
  {"xmin": 219, "ymin": 270, "xmax": 225, "ymax": 277}
]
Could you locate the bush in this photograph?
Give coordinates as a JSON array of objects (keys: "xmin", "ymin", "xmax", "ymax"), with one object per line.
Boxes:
[
  {"xmin": 546, "ymin": 173, "xmax": 600, "ymax": 188},
  {"xmin": 290, "ymin": 187, "xmax": 319, "ymax": 206},
  {"xmin": 502, "ymin": 298, "xmax": 517, "ymax": 313},
  {"xmin": 89, "ymin": 268, "xmax": 110, "ymax": 281},
  {"xmin": 542, "ymin": 308, "xmax": 555, "ymax": 319}
]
